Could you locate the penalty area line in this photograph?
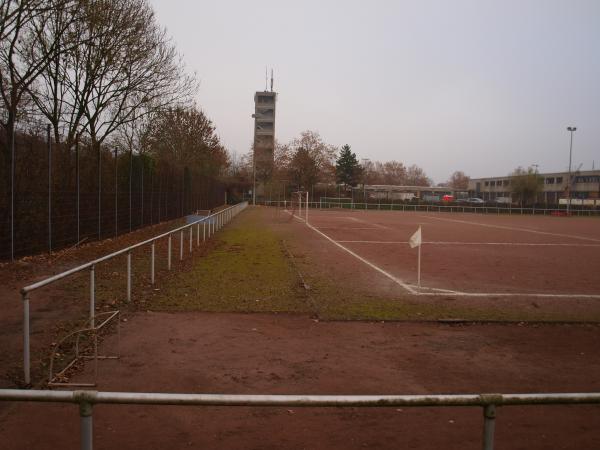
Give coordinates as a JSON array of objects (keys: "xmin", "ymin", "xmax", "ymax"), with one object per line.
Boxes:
[{"xmin": 335, "ymin": 240, "xmax": 600, "ymax": 247}]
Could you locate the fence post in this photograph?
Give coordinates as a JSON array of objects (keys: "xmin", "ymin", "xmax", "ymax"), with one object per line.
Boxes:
[
  {"xmin": 151, "ymin": 242, "xmax": 155, "ymax": 285},
  {"xmin": 126, "ymin": 252, "xmax": 132, "ymax": 302},
  {"xmin": 129, "ymin": 149, "xmax": 133, "ymax": 232},
  {"xmin": 79, "ymin": 400, "xmax": 93, "ymax": 450},
  {"xmin": 97, "ymin": 145, "xmax": 101, "ymax": 241},
  {"xmin": 168, "ymin": 234, "xmax": 172, "ymax": 270},
  {"xmin": 22, "ymin": 292, "xmax": 30, "ymax": 385},
  {"xmin": 189, "ymin": 226, "xmax": 192, "ymax": 253},
  {"xmin": 76, "ymin": 138, "xmax": 80, "ymax": 245},
  {"xmin": 114, "ymin": 148, "xmax": 118, "ymax": 238},
  {"xmin": 196, "ymin": 223, "xmax": 200, "ymax": 247},
  {"xmin": 89, "ymin": 265, "xmax": 95, "ymax": 327},
  {"xmin": 482, "ymin": 404, "xmax": 496, "ymax": 450},
  {"xmin": 203, "ymin": 222, "xmax": 206, "ymax": 242},
  {"xmin": 180, "ymin": 230, "xmax": 183, "ymax": 261},
  {"xmin": 47, "ymin": 124, "xmax": 52, "ymax": 254}
]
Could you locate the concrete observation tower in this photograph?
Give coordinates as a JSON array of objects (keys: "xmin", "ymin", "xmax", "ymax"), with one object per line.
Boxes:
[{"xmin": 252, "ymin": 69, "xmax": 277, "ymax": 203}]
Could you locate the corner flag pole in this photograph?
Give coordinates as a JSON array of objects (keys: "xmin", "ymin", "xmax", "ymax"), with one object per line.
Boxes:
[
  {"xmin": 417, "ymin": 241, "xmax": 421, "ymax": 290},
  {"xmin": 409, "ymin": 226, "xmax": 422, "ymax": 292}
]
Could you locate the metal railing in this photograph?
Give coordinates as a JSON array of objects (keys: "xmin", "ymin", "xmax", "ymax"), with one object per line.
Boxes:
[
  {"xmin": 19, "ymin": 202, "xmax": 248, "ymax": 385},
  {"xmin": 261, "ymin": 200, "xmax": 600, "ymax": 217},
  {"xmin": 1, "ymin": 389, "xmax": 599, "ymax": 450}
]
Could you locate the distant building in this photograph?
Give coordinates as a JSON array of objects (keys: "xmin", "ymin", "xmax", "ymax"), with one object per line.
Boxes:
[
  {"xmin": 468, "ymin": 170, "xmax": 600, "ymax": 204},
  {"xmin": 352, "ymin": 184, "xmax": 453, "ymax": 201},
  {"xmin": 252, "ymin": 87, "xmax": 276, "ymax": 195}
]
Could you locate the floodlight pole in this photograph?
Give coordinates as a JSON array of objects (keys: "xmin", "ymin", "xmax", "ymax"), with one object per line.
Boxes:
[{"xmin": 566, "ymin": 126, "xmax": 577, "ymax": 214}]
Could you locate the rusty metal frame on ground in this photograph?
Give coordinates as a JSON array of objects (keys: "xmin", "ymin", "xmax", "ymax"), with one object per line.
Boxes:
[{"xmin": 48, "ymin": 310, "xmax": 120, "ymax": 388}]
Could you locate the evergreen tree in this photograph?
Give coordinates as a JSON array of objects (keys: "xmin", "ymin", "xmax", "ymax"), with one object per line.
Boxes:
[{"xmin": 335, "ymin": 144, "xmax": 362, "ymax": 187}]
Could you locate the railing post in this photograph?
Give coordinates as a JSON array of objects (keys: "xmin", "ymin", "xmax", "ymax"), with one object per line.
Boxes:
[
  {"xmin": 203, "ymin": 222, "xmax": 206, "ymax": 242},
  {"xmin": 189, "ymin": 226, "xmax": 193, "ymax": 253},
  {"xmin": 168, "ymin": 234, "xmax": 172, "ymax": 270},
  {"xmin": 126, "ymin": 252, "xmax": 131, "ymax": 302},
  {"xmin": 180, "ymin": 230, "xmax": 183, "ymax": 261},
  {"xmin": 89, "ymin": 265, "xmax": 95, "ymax": 327},
  {"xmin": 197, "ymin": 223, "xmax": 200, "ymax": 247},
  {"xmin": 79, "ymin": 400, "xmax": 93, "ymax": 450},
  {"xmin": 482, "ymin": 404, "xmax": 496, "ymax": 450},
  {"xmin": 151, "ymin": 242, "xmax": 155, "ymax": 285},
  {"xmin": 22, "ymin": 292, "xmax": 30, "ymax": 385}
]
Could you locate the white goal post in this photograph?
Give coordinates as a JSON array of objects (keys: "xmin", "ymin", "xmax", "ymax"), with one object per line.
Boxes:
[{"xmin": 290, "ymin": 191, "xmax": 309, "ymax": 224}]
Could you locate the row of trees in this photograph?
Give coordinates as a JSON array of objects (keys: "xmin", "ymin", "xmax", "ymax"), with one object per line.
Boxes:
[
  {"xmin": 230, "ymin": 130, "xmax": 436, "ymax": 193},
  {"xmin": 1, "ymin": 0, "xmax": 230, "ymax": 259}
]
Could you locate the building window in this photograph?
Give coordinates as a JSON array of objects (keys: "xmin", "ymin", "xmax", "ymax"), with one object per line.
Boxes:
[
  {"xmin": 484, "ymin": 181, "xmax": 489, "ymax": 186},
  {"xmin": 556, "ymin": 177, "xmax": 563, "ymax": 183},
  {"xmin": 503, "ymin": 180, "xmax": 509, "ymax": 186},
  {"xmin": 546, "ymin": 177, "xmax": 555, "ymax": 184},
  {"xmin": 575, "ymin": 176, "xmax": 600, "ymax": 183}
]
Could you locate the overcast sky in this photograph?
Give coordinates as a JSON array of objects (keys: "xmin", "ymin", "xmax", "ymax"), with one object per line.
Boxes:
[{"xmin": 149, "ymin": 0, "xmax": 599, "ymax": 183}]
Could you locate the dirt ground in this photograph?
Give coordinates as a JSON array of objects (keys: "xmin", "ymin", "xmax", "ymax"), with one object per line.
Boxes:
[
  {"xmin": 1, "ymin": 206, "xmax": 600, "ymax": 449},
  {"xmin": 1, "ymin": 312, "xmax": 600, "ymax": 449}
]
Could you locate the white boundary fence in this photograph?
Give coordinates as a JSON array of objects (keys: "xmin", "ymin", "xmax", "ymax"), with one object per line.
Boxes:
[
  {"xmin": 1, "ymin": 389, "xmax": 599, "ymax": 450},
  {"xmin": 262, "ymin": 200, "xmax": 600, "ymax": 217},
  {"xmin": 19, "ymin": 202, "xmax": 248, "ymax": 385}
]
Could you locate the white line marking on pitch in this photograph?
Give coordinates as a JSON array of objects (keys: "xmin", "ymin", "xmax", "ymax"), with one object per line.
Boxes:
[
  {"xmin": 417, "ymin": 214, "xmax": 600, "ymax": 243},
  {"xmin": 345, "ymin": 216, "xmax": 390, "ymax": 229},
  {"xmin": 335, "ymin": 240, "xmax": 600, "ymax": 247},
  {"xmin": 417, "ymin": 291, "xmax": 600, "ymax": 299},
  {"xmin": 305, "ymin": 222, "xmax": 417, "ymax": 295},
  {"xmin": 315, "ymin": 227, "xmax": 381, "ymax": 230}
]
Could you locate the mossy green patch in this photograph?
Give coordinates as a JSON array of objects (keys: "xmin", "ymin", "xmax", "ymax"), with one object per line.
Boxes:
[{"xmin": 150, "ymin": 209, "xmax": 311, "ymax": 313}]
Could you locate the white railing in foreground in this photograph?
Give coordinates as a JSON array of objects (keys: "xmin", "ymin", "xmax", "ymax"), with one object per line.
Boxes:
[
  {"xmin": 1, "ymin": 389, "xmax": 599, "ymax": 450},
  {"xmin": 261, "ymin": 200, "xmax": 600, "ymax": 217},
  {"xmin": 19, "ymin": 202, "xmax": 248, "ymax": 385}
]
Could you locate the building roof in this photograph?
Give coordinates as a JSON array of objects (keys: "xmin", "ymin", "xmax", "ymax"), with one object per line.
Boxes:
[{"xmin": 470, "ymin": 169, "xmax": 600, "ymax": 181}]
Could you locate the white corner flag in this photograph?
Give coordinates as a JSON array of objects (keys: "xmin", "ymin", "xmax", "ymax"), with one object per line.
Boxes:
[
  {"xmin": 409, "ymin": 226, "xmax": 422, "ymax": 248},
  {"xmin": 408, "ymin": 226, "xmax": 422, "ymax": 290}
]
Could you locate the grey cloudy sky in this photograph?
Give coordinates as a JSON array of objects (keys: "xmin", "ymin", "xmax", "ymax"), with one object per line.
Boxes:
[{"xmin": 149, "ymin": 0, "xmax": 600, "ymax": 183}]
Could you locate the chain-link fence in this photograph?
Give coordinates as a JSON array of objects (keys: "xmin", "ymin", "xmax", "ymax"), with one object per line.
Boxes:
[{"xmin": 0, "ymin": 129, "xmax": 227, "ymax": 260}]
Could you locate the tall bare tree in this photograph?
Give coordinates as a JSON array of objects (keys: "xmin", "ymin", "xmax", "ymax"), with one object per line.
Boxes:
[
  {"xmin": 0, "ymin": 0, "xmax": 78, "ymax": 259},
  {"xmin": 447, "ymin": 171, "xmax": 470, "ymax": 190}
]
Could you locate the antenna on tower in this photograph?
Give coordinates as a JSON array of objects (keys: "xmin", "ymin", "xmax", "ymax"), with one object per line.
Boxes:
[
  {"xmin": 270, "ymin": 69, "xmax": 274, "ymax": 92},
  {"xmin": 264, "ymin": 66, "xmax": 267, "ymax": 91}
]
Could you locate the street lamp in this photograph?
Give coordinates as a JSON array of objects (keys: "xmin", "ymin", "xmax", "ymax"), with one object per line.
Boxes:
[{"xmin": 566, "ymin": 126, "xmax": 577, "ymax": 214}]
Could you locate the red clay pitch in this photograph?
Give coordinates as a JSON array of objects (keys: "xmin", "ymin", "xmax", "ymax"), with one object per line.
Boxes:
[{"xmin": 301, "ymin": 209, "xmax": 600, "ymax": 296}]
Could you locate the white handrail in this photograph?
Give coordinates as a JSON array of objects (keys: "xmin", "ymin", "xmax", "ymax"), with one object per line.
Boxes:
[
  {"xmin": 20, "ymin": 202, "xmax": 248, "ymax": 384},
  {"xmin": 1, "ymin": 389, "xmax": 599, "ymax": 450}
]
